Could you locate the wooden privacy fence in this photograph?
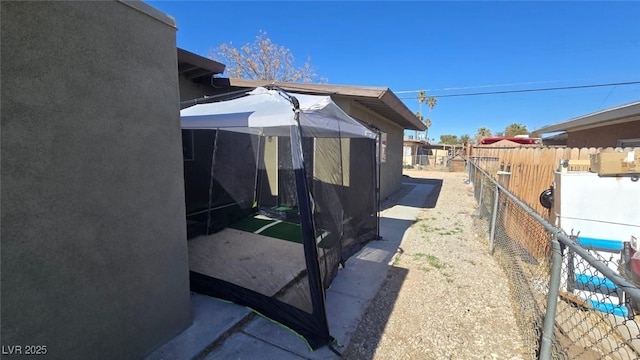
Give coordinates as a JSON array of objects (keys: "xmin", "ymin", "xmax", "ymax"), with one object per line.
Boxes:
[{"xmin": 469, "ymin": 146, "xmax": 638, "ymax": 217}]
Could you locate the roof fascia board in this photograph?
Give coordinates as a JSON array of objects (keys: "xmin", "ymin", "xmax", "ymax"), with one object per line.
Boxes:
[
  {"xmin": 536, "ymin": 101, "xmax": 640, "ymax": 133},
  {"xmin": 229, "ymin": 79, "xmax": 387, "ymax": 98},
  {"xmin": 178, "ymin": 48, "xmax": 225, "ymax": 74},
  {"xmin": 378, "ymin": 90, "xmax": 426, "ymax": 131},
  {"xmin": 228, "ymin": 79, "xmax": 424, "ymax": 130},
  {"xmin": 566, "ymin": 114, "xmax": 640, "ymax": 133}
]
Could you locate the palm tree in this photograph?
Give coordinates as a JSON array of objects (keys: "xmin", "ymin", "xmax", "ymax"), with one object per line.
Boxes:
[
  {"xmin": 412, "ymin": 111, "xmax": 424, "ymax": 140},
  {"xmin": 426, "ymin": 96, "xmax": 438, "ymax": 115},
  {"xmin": 416, "ymin": 91, "xmax": 427, "ymax": 140},
  {"xmin": 474, "ymin": 127, "xmax": 492, "ymax": 144},
  {"xmin": 423, "ymin": 118, "xmax": 432, "ymax": 143},
  {"xmin": 417, "ymin": 91, "xmax": 427, "ymax": 108},
  {"xmin": 459, "ymin": 134, "xmax": 471, "ymax": 154},
  {"xmin": 504, "ymin": 123, "xmax": 528, "ymax": 137},
  {"xmin": 417, "ymin": 92, "xmax": 436, "ymax": 141},
  {"xmin": 425, "ymin": 96, "xmax": 437, "ymax": 141},
  {"xmin": 459, "ymin": 134, "xmax": 471, "ymax": 145}
]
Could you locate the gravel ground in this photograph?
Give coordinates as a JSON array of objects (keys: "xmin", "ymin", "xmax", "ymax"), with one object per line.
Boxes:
[{"xmin": 343, "ymin": 170, "xmax": 526, "ymax": 360}]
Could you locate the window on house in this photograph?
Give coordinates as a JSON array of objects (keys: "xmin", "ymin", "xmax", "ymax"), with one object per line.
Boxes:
[
  {"xmin": 617, "ymin": 138, "xmax": 640, "ymax": 148},
  {"xmin": 376, "ymin": 132, "xmax": 387, "ymax": 163}
]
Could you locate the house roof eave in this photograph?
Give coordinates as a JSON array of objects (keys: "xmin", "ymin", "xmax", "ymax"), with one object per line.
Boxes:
[
  {"xmin": 535, "ymin": 101, "xmax": 640, "ymax": 134},
  {"xmin": 177, "ymin": 48, "xmax": 225, "ymax": 83},
  {"xmin": 227, "ymin": 79, "xmax": 426, "ymax": 131}
]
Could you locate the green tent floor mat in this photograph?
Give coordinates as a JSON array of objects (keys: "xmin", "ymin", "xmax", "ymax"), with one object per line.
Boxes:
[
  {"xmin": 273, "ymin": 205, "xmax": 296, "ymax": 212},
  {"xmin": 229, "ymin": 214, "xmax": 331, "ymax": 247}
]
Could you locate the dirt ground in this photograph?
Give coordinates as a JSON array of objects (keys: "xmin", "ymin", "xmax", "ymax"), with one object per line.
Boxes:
[{"xmin": 342, "ymin": 170, "xmax": 526, "ymax": 360}]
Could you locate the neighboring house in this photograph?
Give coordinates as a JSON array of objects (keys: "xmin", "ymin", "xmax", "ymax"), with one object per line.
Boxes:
[
  {"xmin": 402, "ymin": 140, "xmax": 464, "ymax": 167},
  {"xmin": 535, "ymin": 100, "xmax": 640, "ymax": 148},
  {"xmin": 427, "ymin": 143, "xmax": 465, "ymax": 154},
  {"xmin": 2, "ymin": 2, "xmax": 193, "ymax": 359},
  {"xmin": 478, "ymin": 137, "xmax": 542, "ymax": 146},
  {"xmin": 541, "ymin": 133, "xmax": 568, "ymax": 147},
  {"xmin": 428, "ymin": 144, "xmax": 466, "ymax": 165},
  {"xmin": 216, "ymin": 79, "xmax": 426, "ymax": 200},
  {"xmin": 402, "ymin": 139, "xmax": 430, "ymax": 166}
]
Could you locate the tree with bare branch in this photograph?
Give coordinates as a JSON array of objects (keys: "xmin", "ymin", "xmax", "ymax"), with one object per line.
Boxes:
[{"xmin": 214, "ymin": 31, "xmax": 322, "ymax": 82}]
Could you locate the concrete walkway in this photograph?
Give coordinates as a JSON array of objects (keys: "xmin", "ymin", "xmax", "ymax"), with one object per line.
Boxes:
[{"xmin": 147, "ymin": 182, "xmax": 435, "ymax": 360}]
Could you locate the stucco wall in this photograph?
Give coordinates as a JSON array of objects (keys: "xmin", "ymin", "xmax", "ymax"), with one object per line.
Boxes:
[
  {"xmin": 567, "ymin": 120, "xmax": 640, "ymax": 148},
  {"xmin": 1, "ymin": 2, "xmax": 191, "ymax": 359},
  {"xmin": 346, "ymin": 101, "xmax": 405, "ymax": 200}
]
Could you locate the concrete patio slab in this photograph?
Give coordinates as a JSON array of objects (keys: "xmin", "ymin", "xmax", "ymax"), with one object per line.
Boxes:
[
  {"xmin": 145, "ymin": 293, "xmax": 250, "ymax": 360},
  {"xmin": 328, "ymin": 256, "xmax": 391, "ymax": 301},
  {"xmin": 147, "ymin": 181, "xmax": 436, "ymax": 359},
  {"xmin": 323, "ymin": 290, "xmax": 369, "ymax": 351},
  {"xmin": 204, "ymin": 332, "xmax": 306, "ymax": 360},
  {"xmin": 241, "ymin": 288, "xmax": 370, "ymax": 359},
  {"xmin": 242, "ymin": 317, "xmax": 330, "ymax": 358}
]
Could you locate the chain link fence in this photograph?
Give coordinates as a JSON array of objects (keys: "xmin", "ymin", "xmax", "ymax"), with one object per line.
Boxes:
[
  {"xmin": 468, "ymin": 160, "xmax": 640, "ymax": 359},
  {"xmin": 403, "ymin": 155, "xmax": 450, "ymax": 169}
]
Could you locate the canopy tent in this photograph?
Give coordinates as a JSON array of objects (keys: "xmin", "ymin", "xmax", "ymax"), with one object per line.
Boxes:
[
  {"xmin": 180, "ymin": 87, "xmax": 379, "ymax": 350},
  {"xmin": 181, "ymin": 87, "xmax": 376, "ymax": 138}
]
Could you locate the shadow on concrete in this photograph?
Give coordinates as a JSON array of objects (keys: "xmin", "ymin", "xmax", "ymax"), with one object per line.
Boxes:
[
  {"xmin": 198, "ymin": 217, "xmax": 417, "ymax": 360},
  {"xmin": 401, "ymin": 174, "xmax": 444, "ymax": 187},
  {"xmin": 336, "ymin": 193, "xmax": 435, "ymax": 358},
  {"xmin": 340, "ymin": 263, "xmax": 409, "ymax": 360},
  {"xmin": 150, "ymin": 179, "xmax": 440, "ymax": 360},
  {"xmin": 419, "ymin": 178, "xmax": 443, "ymax": 209},
  {"xmin": 338, "ymin": 179, "xmax": 444, "ymax": 359},
  {"xmin": 380, "ymin": 176, "xmax": 443, "ymax": 212}
]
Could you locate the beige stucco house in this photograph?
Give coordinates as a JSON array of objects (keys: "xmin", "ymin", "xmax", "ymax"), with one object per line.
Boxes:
[
  {"xmin": 216, "ymin": 79, "xmax": 426, "ymax": 200},
  {"xmin": 2, "ymin": 1, "xmax": 424, "ymax": 357}
]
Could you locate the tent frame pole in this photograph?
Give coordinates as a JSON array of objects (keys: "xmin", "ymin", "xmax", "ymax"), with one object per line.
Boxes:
[
  {"xmin": 206, "ymin": 130, "xmax": 220, "ymax": 235},
  {"xmin": 252, "ymin": 135, "xmax": 263, "ymax": 208},
  {"xmin": 366, "ymin": 123, "xmax": 383, "ymax": 240},
  {"xmin": 376, "ymin": 129, "xmax": 382, "ymax": 239},
  {"xmin": 288, "ymin": 97, "xmax": 331, "ymax": 343},
  {"xmin": 180, "ymin": 88, "xmax": 253, "ymax": 109}
]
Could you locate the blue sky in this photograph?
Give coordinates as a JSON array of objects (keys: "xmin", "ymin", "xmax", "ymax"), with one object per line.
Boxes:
[{"xmin": 148, "ymin": 1, "xmax": 640, "ymax": 141}]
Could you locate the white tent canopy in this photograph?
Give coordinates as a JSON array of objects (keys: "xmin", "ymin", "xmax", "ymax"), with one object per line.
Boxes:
[{"xmin": 180, "ymin": 87, "xmax": 377, "ymax": 139}]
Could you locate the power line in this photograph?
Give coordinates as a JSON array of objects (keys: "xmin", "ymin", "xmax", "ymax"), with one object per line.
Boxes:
[
  {"xmin": 598, "ymin": 85, "xmax": 617, "ymax": 110},
  {"xmin": 398, "ymin": 81, "xmax": 640, "ymax": 99},
  {"xmin": 394, "ymin": 78, "xmax": 592, "ymax": 94}
]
